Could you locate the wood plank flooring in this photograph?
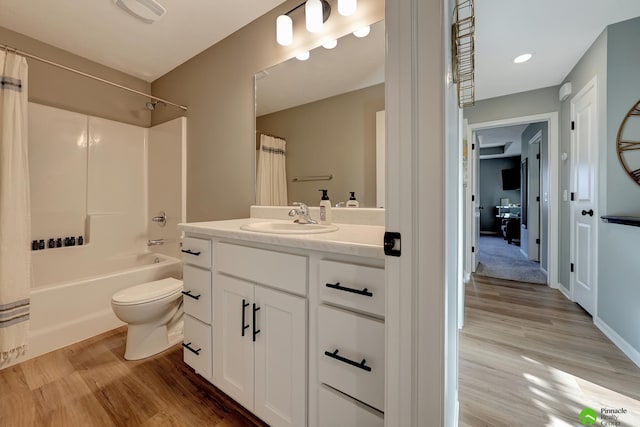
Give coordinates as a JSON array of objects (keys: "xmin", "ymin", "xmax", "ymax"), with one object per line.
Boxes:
[
  {"xmin": 3, "ymin": 276, "xmax": 639, "ymax": 426},
  {"xmin": 0, "ymin": 327, "xmax": 267, "ymax": 427},
  {"xmin": 459, "ymin": 275, "xmax": 640, "ymax": 427}
]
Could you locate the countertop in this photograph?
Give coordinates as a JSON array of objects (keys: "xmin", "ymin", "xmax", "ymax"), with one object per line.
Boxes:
[
  {"xmin": 600, "ymin": 216, "xmax": 640, "ymax": 227},
  {"xmin": 178, "ymin": 218, "xmax": 385, "ymax": 259}
]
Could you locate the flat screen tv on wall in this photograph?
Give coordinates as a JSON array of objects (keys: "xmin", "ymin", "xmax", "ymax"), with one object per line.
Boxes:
[{"xmin": 501, "ymin": 167, "xmax": 520, "ymax": 191}]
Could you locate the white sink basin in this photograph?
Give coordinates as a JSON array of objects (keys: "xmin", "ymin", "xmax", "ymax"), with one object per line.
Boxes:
[{"xmin": 241, "ymin": 221, "xmax": 339, "ymax": 234}]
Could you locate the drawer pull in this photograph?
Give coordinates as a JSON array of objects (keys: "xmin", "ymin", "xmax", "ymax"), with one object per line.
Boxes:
[
  {"xmin": 325, "ymin": 282, "xmax": 373, "ymax": 297},
  {"xmin": 181, "ymin": 290, "xmax": 201, "ymax": 300},
  {"xmin": 324, "ymin": 349, "xmax": 372, "ymax": 372},
  {"xmin": 182, "ymin": 342, "xmax": 202, "ymax": 355},
  {"xmin": 181, "ymin": 249, "xmax": 201, "ymax": 256},
  {"xmin": 253, "ymin": 303, "xmax": 261, "ymax": 342},
  {"xmin": 241, "ymin": 299, "xmax": 250, "ymax": 337}
]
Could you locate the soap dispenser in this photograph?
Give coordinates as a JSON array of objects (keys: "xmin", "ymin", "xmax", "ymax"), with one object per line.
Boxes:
[
  {"xmin": 319, "ymin": 189, "xmax": 332, "ymax": 224},
  {"xmin": 346, "ymin": 192, "xmax": 359, "ymax": 208}
]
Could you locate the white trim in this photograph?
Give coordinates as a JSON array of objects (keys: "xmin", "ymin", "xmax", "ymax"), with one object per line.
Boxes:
[
  {"xmin": 528, "ymin": 129, "xmax": 542, "ymax": 145},
  {"xmin": 540, "ymin": 266, "xmax": 548, "ymax": 276},
  {"xmin": 557, "ymin": 283, "xmax": 572, "ymax": 300},
  {"xmin": 595, "ymin": 317, "xmax": 640, "ymax": 368},
  {"xmin": 465, "ymin": 112, "xmax": 559, "ymax": 290}
]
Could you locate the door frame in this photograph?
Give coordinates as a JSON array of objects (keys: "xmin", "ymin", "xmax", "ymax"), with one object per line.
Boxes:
[
  {"xmin": 464, "ymin": 112, "xmax": 560, "ymax": 288},
  {"xmin": 569, "ymin": 76, "xmax": 599, "ymax": 314}
]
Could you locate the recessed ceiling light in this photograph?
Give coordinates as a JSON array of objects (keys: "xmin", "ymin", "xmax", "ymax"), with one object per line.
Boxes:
[
  {"xmin": 296, "ymin": 51, "xmax": 310, "ymax": 61},
  {"xmin": 323, "ymin": 39, "xmax": 338, "ymax": 49},
  {"xmin": 513, "ymin": 53, "xmax": 532, "ymax": 64}
]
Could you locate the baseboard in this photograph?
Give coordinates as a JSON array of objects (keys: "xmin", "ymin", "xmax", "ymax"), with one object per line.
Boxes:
[
  {"xmin": 540, "ymin": 266, "xmax": 548, "ymax": 276},
  {"xmin": 520, "ymin": 249, "xmax": 528, "ymax": 258},
  {"xmin": 557, "ymin": 283, "xmax": 572, "ymax": 300},
  {"xmin": 454, "ymin": 397, "xmax": 460, "ymax": 427},
  {"xmin": 595, "ymin": 317, "xmax": 640, "ymax": 368}
]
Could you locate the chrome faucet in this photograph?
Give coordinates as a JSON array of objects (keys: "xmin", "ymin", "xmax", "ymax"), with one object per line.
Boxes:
[
  {"xmin": 147, "ymin": 239, "xmax": 165, "ymax": 246},
  {"xmin": 288, "ymin": 202, "xmax": 318, "ymax": 224}
]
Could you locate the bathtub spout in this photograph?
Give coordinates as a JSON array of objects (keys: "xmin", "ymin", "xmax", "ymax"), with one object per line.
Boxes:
[{"xmin": 147, "ymin": 239, "xmax": 165, "ymax": 246}]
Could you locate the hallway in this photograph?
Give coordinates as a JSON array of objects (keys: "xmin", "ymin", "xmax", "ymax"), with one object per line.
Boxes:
[{"xmin": 459, "ymin": 275, "xmax": 640, "ymax": 426}]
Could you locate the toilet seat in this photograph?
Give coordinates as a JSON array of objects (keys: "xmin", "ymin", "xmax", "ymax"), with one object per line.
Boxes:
[{"xmin": 112, "ymin": 277, "xmax": 183, "ymax": 306}]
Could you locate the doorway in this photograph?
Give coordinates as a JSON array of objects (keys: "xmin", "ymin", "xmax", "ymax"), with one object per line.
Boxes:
[{"xmin": 465, "ymin": 112, "xmax": 560, "ymax": 289}]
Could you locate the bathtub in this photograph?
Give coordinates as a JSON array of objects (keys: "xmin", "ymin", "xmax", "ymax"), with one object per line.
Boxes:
[{"xmin": 5, "ymin": 252, "xmax": 181, "ymax": 367}]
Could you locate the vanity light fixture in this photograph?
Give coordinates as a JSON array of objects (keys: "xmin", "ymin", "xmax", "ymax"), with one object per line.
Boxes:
[
  {"xmin": 353, "ymin": 25, "xmax": 370, "ymax": 38},
  {"xmin": 322, "ymin": 39, "xmax": 337, "ymax": 49},
  {"xmin": 338, "ymin": 0, "xmax": 357, "ymax": 16},
  {"xmin": 513, "ymin": 53, "xmax": 533, "ymax": 64},
  {"xmin": 275, "ymin": 0, "xmax": 331, "ymax": 46},
  {"xmin": 276, "ymin": 15, "xmax": 293, "ymax": 46},
  {"xmin": 305, "ymin": 0, "xmax": 324, "ymax": 33},
  {"xmin": 296, "ymin": 51, "xmax": 310, "ymax": 61}
]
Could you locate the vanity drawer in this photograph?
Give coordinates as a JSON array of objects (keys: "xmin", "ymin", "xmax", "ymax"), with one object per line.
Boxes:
[
  {"xmin": 182, "ymin": 265, "xmax": 212, "ymax": 324},
  {"xmin": 181, "ymin": 237, "xmax": 212, "ymax": 269},
  {"xmin": 216, "ymin": 242, "xmax": 307, "ymax": 296},
  {"xmin": 183, "ymin": 315, "xmax": 212, "ymax": 380},
  {"xmin": 318, "ymin": 260, "xmax": 384, "ymax": 318},
  {"xmin": 318, "ymin": 306, "xmax": 385, "ymax": 411},
  {"xmin": 318, "ymin": 385, "xmax": 384, "ymax": 427}
]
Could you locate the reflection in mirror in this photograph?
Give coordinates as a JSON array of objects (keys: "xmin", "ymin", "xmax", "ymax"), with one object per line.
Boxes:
[{"xmin": 255, "ymin": 20, "xmax": 385, "ymax": 208}]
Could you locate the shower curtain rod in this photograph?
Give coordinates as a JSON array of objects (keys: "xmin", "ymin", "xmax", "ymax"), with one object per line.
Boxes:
[{"xmin": 0, "ymin": 43, "xmax": 187, "ymax": 111}]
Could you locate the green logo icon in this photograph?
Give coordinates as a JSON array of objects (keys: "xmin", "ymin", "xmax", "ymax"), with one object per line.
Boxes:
[{"xmin": 580, "ymin": 408, "xmax": 597, "ymax": 425}]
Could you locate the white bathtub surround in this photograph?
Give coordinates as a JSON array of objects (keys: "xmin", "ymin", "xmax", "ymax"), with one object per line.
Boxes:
[
  {"xmin": 249, "ymin": 205, "xmax": 385, "ymax": 226},
  {"xmin": 0, "ymin": 51, "xmax": 31, "ymax": 363}
]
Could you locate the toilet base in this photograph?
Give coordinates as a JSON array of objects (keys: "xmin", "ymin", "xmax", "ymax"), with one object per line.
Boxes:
[{"xmin": 124, "ymin": 318, "xmax": 184, "ymax": 361}]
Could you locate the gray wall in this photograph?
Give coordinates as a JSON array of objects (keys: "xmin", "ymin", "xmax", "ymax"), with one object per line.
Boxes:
[
  {"xmin": 0, "ymin": 26, "xmax": 150, "ymax": 126},
  {"xmin": 464, "ymin": 86, "xmax": 560, "ymax": 125},
  {"xmin": 598, "ymin": 17, "xmax": 640, "ymax": 354},
  {"xmin": 559, "ymin": 29, "xmax": 608, "ymax": 291},
  {"xmin": 479, "ymin": 157, "xmax": 521, "ymax": 232},
  {"xmin": 257, "ymin": 84, "xmax": 384, "ymax": 208},
  {"xmin": 150, "ymin": 0, "xmax": 384, "ymax": 221}
]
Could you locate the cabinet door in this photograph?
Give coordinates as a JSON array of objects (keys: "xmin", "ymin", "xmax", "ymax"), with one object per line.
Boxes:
[
  {"xmin": 254, "ymin": 286, "xmax": 307, "ymax": 427},
  {"xmin": 214, "ymin": 273, "xmax": 255, "ymax": 410}
]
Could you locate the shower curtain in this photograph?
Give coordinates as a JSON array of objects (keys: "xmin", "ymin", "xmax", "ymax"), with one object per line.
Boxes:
[
  {"xmin": 256, "ymin": 134, "xmax": 288, "ymax": 206},
  {"xmin": 0, "ymin": 50, "xmax": 31, "ymax": 362}
]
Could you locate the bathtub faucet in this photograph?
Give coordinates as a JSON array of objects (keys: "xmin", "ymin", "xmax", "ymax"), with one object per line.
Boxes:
[{"xmin": 147, "ymin": 239, "xmax": 165, "ymax": 246}]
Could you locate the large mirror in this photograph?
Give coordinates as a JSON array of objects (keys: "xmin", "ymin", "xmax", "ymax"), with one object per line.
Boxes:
[{"xmin": 255, "ymin": 20, "xmax": 385, "ymax": 208}]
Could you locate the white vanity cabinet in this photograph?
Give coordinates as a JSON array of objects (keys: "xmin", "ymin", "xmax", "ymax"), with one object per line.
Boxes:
[
  {"xmin": 181, "ymin": 237, "xmax": 213, "ymax": 380},
  {"xmin": 313, "ymin": 259, "xmax": 385, "ymax": 427},
  {"xmin": 214, "ymin": 242, "xmax": 307, "ymax": 427},
  {"xmin": 179, "ymin": 219, "xmax": 385, "ymax": 427}
]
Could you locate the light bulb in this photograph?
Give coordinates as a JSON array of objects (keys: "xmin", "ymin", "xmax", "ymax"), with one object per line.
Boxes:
[
  {"xmin": 323, "ymin": 39, "xmax": 337, "ymax": 49},
  {"xmin": 296, "ymin": 51, "xmax": 310, "ymax": 61},
  {"xmin": 353, "ymin": 25, "xmax": 370, "ymax": 38},
  {"xmin": 305, "ymin": 0, "xmax": 323, "ymax": 33},
  {"xmin": 276, "ymin": 15, "xmax": 293, "ymax": 46},
  {"xmin": 338, "ymin": 0, "xmax": 357, "ymax": 16},
  {"xmin": 513, "ymin": 53, "xmax": 533, "ymax": 64}
]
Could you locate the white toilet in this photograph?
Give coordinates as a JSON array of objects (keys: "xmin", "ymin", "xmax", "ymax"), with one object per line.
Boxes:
[{"xmin": 111, "ymin": 277, "xmax": 184, "ymax": 360}]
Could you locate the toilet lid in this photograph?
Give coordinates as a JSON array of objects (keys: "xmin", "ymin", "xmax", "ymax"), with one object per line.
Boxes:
[{"xmin": 112, "ymin": 277, "xmax": 183, "ymax": 305}]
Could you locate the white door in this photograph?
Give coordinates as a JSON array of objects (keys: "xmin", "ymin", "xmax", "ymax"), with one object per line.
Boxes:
[
  {"xmin": 254, "ymin": 286, "xmax": 306, "ymax": 427},
  {"xmin": 214, "ymin": 274, "xmax": 255, "ymax": 409},
  {"xmin": 528, "ymin": 142, "xmax": 541, "ymax": 261},
  {"xmin": 472, "ymin": 132, "xmax": 480, "ymax": 271},
  {"xmin": 571, "ymin": 78, "xmax": 598, "ymax": 315}
]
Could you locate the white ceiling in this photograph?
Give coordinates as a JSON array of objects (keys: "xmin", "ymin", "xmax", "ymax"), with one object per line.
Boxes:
[
  {"xmin": 475, "ymin": 0, "xmax": 640, "ymax": 100},
  {"xmin": 0, "ymin": 0, "xmax": 287, "ymax": 82},
  {"xmin": 0, "ymin": 0, "xmax": 639, "ymax": 100},
  {"xmin": 476, "ymin": 124, "xmax": 528, "ymax": 159}
]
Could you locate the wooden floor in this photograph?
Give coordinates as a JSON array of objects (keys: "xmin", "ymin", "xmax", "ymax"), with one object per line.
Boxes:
[
  {"xmin": 0, "ymin": 327, "xmax": 266, "ymax": 427},
  {"xmin": 3, "ymin": 276, "xmax": 640, "ymax": 426},
  {"xmin": 459, "ymin": 275, "xmax": 640, "ymax": 426}
]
